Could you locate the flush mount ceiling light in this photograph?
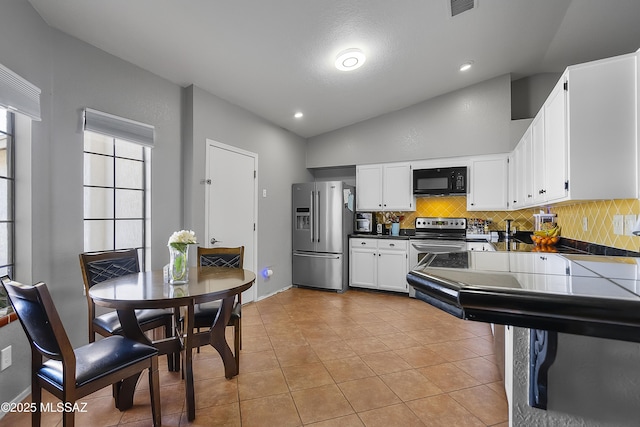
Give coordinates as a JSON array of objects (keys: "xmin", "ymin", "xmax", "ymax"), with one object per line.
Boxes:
[
  {"xmin": 294, "ymin": 112, "xmax": 304, "ymax": 119},
  {"xmin": 459, "ymin": 61, "xmax": 474, "ymax": 71},
  {"xmin": 335, "ymin": 48, "xmax": 366, "ymax": 71}
]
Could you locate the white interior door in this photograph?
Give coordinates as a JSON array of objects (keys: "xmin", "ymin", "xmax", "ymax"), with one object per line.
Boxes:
[{"xmin": 205, "ymin": 139, "xmax": 257, "ymax": 302}]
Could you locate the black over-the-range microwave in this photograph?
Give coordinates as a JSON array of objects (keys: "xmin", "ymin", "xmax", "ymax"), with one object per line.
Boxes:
[{"xmin": 412, "ymin": 166, "xmax": 467, "ymax": 195}]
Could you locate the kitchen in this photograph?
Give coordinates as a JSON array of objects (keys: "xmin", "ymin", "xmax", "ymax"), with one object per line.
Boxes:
[{"xmin": 2, "ymin": 1, "xmax": 640, "ymax": 426}]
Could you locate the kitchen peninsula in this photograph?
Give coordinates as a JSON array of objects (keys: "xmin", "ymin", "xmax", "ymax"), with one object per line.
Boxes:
[{"xmin": 408, "ymin": 251, "xmax": 640, "ymax": 426}]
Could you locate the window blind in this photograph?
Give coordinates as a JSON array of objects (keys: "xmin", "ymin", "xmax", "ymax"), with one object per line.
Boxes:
[
  {"xmin": 83, "ymin": 108, "xmax": 155, "ymax": 147},
  {"xmin": 0, "ymin": 63, "xmax": 41, "ymax": 121}
]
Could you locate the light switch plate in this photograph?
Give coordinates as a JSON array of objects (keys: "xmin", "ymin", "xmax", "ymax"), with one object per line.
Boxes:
[
  {"xmin": 1, "ymin": 346, "xmax": 11, "ymax": 370},
  {"xmin": 624, "ymin": 214, "xmax": 637, "ymax": 236},
  {"xmin": 613, "ymin": 215, "xmax": 624, "ymax": 235}
]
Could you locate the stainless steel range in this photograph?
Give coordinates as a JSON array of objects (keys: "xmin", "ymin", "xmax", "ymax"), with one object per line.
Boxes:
[{"xmin": 409, "ymin": 217, "xmax": 468, "ymax": 298}]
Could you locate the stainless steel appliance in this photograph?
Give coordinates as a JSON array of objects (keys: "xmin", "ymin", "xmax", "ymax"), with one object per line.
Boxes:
[
  {"xmin": 292, "ymin": 181, "xmax": 354, "ymax": 292},
  {"xmin": 409, "ymin": 216, "xmax": 468, "ymax": 297},
  {"xmin": 413, "ymin": 166, "xmax": 467, "ymax": 195},
  {"xmin": 355, "ymin": 212, "xmax": 375, "ymax": 234}
]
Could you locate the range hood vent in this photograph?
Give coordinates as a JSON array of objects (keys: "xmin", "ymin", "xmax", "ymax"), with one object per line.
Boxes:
[{"xmin": 450, "ymin": 0, "xmax": 476, "ymax": 17}]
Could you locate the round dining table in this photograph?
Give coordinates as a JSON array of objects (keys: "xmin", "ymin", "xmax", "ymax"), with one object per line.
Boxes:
[{"xmin": 89, "ymin": 266, "xmax": 255, "ymax": 421}]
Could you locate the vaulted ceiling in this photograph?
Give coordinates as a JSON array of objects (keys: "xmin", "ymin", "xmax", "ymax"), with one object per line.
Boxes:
[{"xmin": 28, "ymin": 0, "xmax": 640, "ymax": 138}]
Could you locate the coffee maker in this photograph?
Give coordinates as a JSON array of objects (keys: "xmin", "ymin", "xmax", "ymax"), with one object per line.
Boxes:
[{"xmin": 355, "ymin": 212, "xmax": 375, "ymax": 234}]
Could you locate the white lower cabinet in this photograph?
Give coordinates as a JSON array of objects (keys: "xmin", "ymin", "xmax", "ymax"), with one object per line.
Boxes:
[{"xmin": 350, "ymin": 238, "xmax": 409, "ymax": 293}]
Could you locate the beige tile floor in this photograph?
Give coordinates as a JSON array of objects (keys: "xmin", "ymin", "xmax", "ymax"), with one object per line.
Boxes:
[{"xmin": 0, "ymin": 287, "xmax": 509, "ymax": 426}]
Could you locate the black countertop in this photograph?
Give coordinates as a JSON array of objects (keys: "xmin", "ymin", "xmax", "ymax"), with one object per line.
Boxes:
[
  {"xmin": 350, "ymin": 233, "xmax": 410, "ymax": 240},
  {"xmin": 407, "ymin": 251, "xmax": 640, "ymax": 343}
]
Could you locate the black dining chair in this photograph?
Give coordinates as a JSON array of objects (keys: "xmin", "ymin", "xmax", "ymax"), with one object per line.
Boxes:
[
  {"xmin": 1, "ymin": 277, "xmax": 161, "ymax": 427},
  {"xmin": 79, "ymin": 248, "xmax": 178, "ymax": 371},
  {"xmin": 184, "ymin": 246, "xmax": 244, "ymax": 370}
]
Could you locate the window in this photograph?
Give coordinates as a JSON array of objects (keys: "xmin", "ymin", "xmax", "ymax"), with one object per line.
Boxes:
[
  {"xmin": 0, "ymin": 107, "xmax": 15, "ymax": 321},
  {"xmin": 83, "ymin": 131, "xmax": 150, "ymax": 268}
]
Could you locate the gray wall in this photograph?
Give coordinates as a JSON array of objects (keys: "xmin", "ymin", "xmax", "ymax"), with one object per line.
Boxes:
[
  {"xmin": 511, "ymin": 73, "xmax": 562, "ymax": 120},
  {"xmin": 306, "ymin": 74, "xmax": 512, "ymax": 168},
  {"xmin": 0, "ymin": 0, "xmax": 55, "ymax": 407},
  {"xmin": 184, "ymin": 85, "xmax": 311, "ymax": 298},
  {"xmin": 48, "ymin": 30, "xmax": 183, "ymax": 330},
  {"xmin": 0, "ymin": 0, "xmax": 310, "ymax": 407}
]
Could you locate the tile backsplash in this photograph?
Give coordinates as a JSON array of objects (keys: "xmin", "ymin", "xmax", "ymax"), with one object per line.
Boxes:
[{"xmin": 375, "ymin": 197, "xmax": 640, "ymax": 252}]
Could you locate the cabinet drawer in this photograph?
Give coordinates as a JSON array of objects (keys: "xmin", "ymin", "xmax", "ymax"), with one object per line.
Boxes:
[
  {"xmin": 377, "ymin": 239, "xmax": 407, "ymax": 250},
  {"xmin": 350, "ymin": 238, "xmax": 376, "ymax": 248}
]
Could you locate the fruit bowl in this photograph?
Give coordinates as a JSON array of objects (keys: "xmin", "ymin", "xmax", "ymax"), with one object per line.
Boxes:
[{"xmin": 531, "ymin": 235, "xmax": 559, "ymax": 246}]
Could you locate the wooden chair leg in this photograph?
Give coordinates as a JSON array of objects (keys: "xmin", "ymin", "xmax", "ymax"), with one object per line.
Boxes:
[
  {"xmin": 62, "ymin": 406, "xmax": 75, "ymax": 427},
  {"xmin": 31, "ymin": 381, "xmax": 42, "ymax": 427},
  {"xmin": 234, "ymin": 320, "xmax": 240, "ymax": 372},
  {"xmin": 148, "ymin": 356, "xmax": 161, "ymax": 427},
  {"xmin": 163, "ymin": 318, "xmax": 178, "ymax": 371}
]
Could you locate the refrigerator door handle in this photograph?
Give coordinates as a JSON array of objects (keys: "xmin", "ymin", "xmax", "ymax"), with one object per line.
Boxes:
[
  {"xmin": 309, "ymin": 191, "xmax": 314, "ymax": 243},
  {"xmin": 315, "ymin": 190, "xmax": 320, "ymax": 243},
  {"xmin": 293, "ymin": 252, "xmax": 341, "ymax": 260}
]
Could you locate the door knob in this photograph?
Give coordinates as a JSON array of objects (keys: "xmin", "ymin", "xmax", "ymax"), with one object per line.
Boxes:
[{"xmin": 210, "ymin": 237, "xmax": 220, "ymax": 244}]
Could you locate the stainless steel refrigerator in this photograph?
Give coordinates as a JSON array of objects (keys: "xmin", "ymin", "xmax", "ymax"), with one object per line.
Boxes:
[{"xmin": 292, "ymin": 181, "xmax": 354, "ymax": 292}]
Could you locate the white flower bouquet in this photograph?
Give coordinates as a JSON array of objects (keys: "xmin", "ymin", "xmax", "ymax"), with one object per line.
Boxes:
[{"xmin": 168, "ymin": 229, "xmax": 198, "ymax": 248}]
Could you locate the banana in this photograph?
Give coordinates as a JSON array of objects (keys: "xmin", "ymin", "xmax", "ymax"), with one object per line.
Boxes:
[{"xmin": 534, "ymin": 225, "xmax": 560, "ymax": 237}]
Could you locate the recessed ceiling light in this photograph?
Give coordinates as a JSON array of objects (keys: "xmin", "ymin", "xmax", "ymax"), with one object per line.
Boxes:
[
  {"xmin": 459, "ymin": 61, "xmax": 474, "ymax": 72},
  {"xmin": 335, "ymin": 48, "xmax": 366, "ymax": 71},
  {"xmin": 294, "ymin": 112, "xmax": 304, "ymax": 119}
]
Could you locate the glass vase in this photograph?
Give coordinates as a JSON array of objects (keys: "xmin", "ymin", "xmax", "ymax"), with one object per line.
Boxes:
[{"xmin": 168, "ymin": 244, "xmax": 189, "ymax": 284}]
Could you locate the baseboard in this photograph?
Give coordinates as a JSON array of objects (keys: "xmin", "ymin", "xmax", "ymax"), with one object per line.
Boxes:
[{"xmin": 0, "ymin": 386, "xmax": 30, "ymax": 419}]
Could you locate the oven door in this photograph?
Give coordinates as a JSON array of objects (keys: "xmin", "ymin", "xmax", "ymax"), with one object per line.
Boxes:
[{"xmin": 408, "ymin": 239, "xmax": 467, "ymax": 297}]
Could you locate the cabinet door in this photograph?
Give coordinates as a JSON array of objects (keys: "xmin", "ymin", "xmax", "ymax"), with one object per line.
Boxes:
[
  {"xmin": 508, "ymin": 151, "xmax": 517, "ymax": 210},
  {"xmin": 356, "ymin": 165, "xmax": 383, "ymax": 210},
  {"xmin": 517, "ymin": 127, "xmax": 533, "ymax": 208},
  {"xmin": 377, "ymin": 249, "xmax": 408, "ymax": 292},
  {"xmin": 382, "ymin": 163, "xmax": 413, "ymax": 211},
  {"xmin": 469, "ymin": 252, "xmax": 510, "ymax": 271},
  {"xmin": 467, "ymin": 156, "xmax": 508, "ymax": 211},
  {"xmin": 530, "ymin": 110, "xmax": 546, "ymax": 205},
  {"xmin": 350, "ymin": 247, "xmax": 377, "ymax": 288},
  {"xmin": 543, "ymin": 77, "xmax": 568, "ymax": 202}
]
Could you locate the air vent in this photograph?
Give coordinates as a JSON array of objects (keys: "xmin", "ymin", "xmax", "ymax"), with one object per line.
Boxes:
[{"xmin": 450, "ymin": 0, "xmax": 476, "ymax": 17}]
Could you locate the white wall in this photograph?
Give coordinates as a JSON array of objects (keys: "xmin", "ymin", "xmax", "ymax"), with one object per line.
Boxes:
[{"xmin": 306, "ymin": 74, "xmax": 512, "ymax": 168}]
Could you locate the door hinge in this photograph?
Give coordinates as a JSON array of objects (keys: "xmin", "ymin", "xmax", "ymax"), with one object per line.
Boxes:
[
  {"xmin": 564, "ymin": 180, "xmax": 569, "ymax": 191},
  {"xmin": 254, "ymin": 170, "xmax": 257, "ymax": 178},
  {"xmin": 254, "ymin": 223, "xmax": 256, "ymax": 231},
  {"xmin": 563, "ymin": 81, "xmax": 568, "ymax": 91}
]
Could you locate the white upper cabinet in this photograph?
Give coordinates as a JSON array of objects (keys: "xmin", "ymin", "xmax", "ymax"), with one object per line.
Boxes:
[
  {"xmin": 512, "ymin": 127, "xmax": 533, "ymax": 209},
  {"xmin": 563, "ymin": 54, "xmax": 637, "ymax": 201},
  {"xmin": 355, "ymin": 164, "xmax": 383, "ymax": 210},
  {"xmin": 542, "ymin": 76, "xmax": 569, "ymax": 203},
  {"xmin": 356, "ymin": 162, "xmax": 414, "ymax": 211},
  {"xmin": 512, "ymin": 52, "xmax": 637, "ymax": 209},
  {"xmin": 467, "ymin": 154, "xmax": 509, "ymax": 211}
]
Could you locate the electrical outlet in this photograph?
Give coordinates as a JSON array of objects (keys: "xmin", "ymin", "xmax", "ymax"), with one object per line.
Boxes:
[
  {"xmin": 613, "ymin": 215, "xmax": 624, "ymax": 235},
  {"xmin": 582, "ymin": 217, "xmax": 588, "ymax": 232},
  {"xmin": 624, "ymin": 215, "xmax": 637, "ymax": 236},
  {"xmin": 1, "ymin": 346, "xmax": 11, "ymax": 371}
]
